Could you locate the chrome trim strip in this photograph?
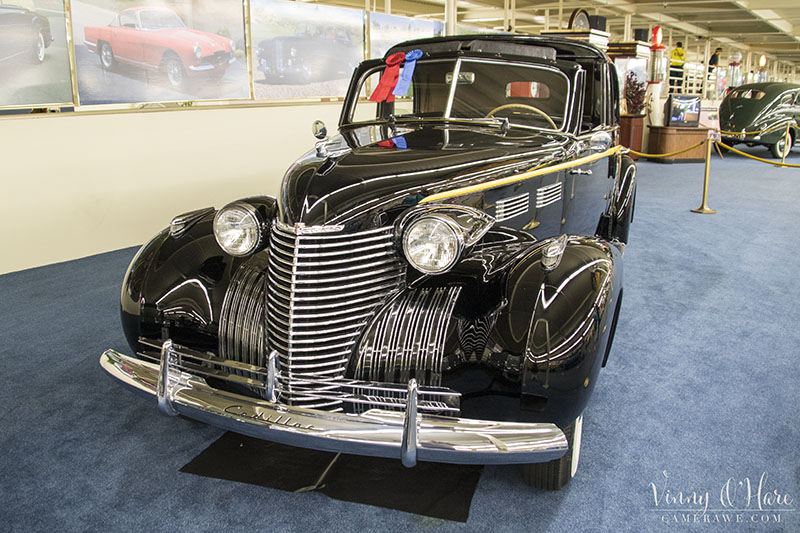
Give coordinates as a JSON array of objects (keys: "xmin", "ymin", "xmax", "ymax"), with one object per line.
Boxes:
[
  {"xmin": 189, "ymin": 64, "xmax": 215, "ymax": 71},
  {"xmin": 101, "ymin": 349, "xmax": 568, "ymax": 465}
]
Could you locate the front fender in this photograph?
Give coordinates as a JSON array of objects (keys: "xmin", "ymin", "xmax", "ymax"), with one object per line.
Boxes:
[
  {"xmin": 120, "ymin": 196, "xmax": 277, "ymax": 356},
  {"xmin": 493, "ymin": 236, "xmax": 623, "ymax": 426}
]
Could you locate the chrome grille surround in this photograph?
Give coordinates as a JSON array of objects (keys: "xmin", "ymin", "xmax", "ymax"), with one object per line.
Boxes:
[{"xmin": 267, "ymin": 221, "xmax": 406, "ymax": 410}]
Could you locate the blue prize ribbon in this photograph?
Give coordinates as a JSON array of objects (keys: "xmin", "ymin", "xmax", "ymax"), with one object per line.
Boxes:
[{"xmin": 392, "ymin": 49, "xmax": 423, "ymax": 97}]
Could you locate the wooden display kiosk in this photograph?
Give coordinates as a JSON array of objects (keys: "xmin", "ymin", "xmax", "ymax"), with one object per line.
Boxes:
[{"xmin": 646, "ymin": 126, "xmax": 709, "ymax": 163}]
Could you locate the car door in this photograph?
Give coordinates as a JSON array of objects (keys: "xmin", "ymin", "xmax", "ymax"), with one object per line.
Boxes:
[
  {"xmin": 0, "ymin": 4, "xmax": 31, "ymax": 62},
  {"xmin": 562, "ymin": 61, "xmax": 616, "ymax": 237},
  {"xmin": 112, "ymin": 11, "xmax": 144, "ymax": 64}
]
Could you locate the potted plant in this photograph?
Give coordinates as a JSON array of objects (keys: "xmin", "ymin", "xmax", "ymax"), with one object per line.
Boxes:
[{"xmin": 620, "ymin": 71, "xmax": 647, "ymax": 159}]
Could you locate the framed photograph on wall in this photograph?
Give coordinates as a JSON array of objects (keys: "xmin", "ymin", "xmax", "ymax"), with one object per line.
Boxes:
[
  {"xmin": 71, "ymin": 0, "xmax": 249, "ymax": 105},
  {"xmin": 369, "ymin": 13, "xmax": 442, "ymax": 60},
  {"xmin": 250, "ymin": 0, "xmax": 364, "ymax": 100},
  {"xmin": 0, "ymin": 0, "xmax": 73, "ymax": 109}
]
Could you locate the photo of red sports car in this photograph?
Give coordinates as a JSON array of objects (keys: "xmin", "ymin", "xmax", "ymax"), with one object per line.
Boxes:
[{"xmin": 83, "ymin": 6, "xmax": 235, "ymax": 87}]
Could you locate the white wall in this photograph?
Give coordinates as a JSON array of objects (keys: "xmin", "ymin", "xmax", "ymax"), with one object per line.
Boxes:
[{"xmin": 0, "ymin": 103, "xmax": 342, "ymax": 274}]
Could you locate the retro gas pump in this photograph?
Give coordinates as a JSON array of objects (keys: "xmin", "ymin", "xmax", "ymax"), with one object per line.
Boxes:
[{"xmin": 646, "ymin": 26, "xmax": 667, "ymax": 126}]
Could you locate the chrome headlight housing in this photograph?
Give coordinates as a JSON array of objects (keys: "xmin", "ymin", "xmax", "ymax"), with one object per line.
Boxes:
[
  {"xmin": 213, "ymin": 203, "xmax": 263, "ymax": 257},
  {"xmin": 400, "ymin": 205, "xmax": 494, "ymax": 274},
  {"xmin": 229, "ymin": 39, "xmax": 236, "ymax": 52},
  {"xmin": 193, "ymin": 44, "xmax": 202, "ymax": 59},
  {"xmin": 403, "ymin": 216, "xmax": 463, "ymax": 274}
]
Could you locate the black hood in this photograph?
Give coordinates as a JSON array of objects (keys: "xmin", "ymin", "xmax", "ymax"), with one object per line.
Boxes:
[{"xmin": 277, "ymin": 124, "xmax": 569, "ymax": 228}]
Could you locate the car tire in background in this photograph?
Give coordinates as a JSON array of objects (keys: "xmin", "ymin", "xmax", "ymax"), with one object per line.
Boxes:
[
  {"xmin": 521, "ymin": 415, "xmax": 583, "ymax": 490},
  {"xmin": 31, "ymin": 29, "xmax": 45, "ymax": 64},
  {"xmin": 99, "ymin": 42, "xmax": 115, "ymax": 70},
  {"xmin": 162, "ymin": 52, "xmax": 186, "ymax": 88},
  {"xmin": 770, "ymin": 130, "xmax": 794, "ymax": 159}
]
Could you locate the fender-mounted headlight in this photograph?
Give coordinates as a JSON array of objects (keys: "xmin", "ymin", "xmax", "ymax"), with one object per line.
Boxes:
[
  {"xmin": 193, "ymin": 44, "xmax": 202, "ymax": 59},
  {"xmin": 400, "ymin": 205, "xmax": 494, "ymax": 274},
  {"xmin": 403, "ymin": 216, "xmax": 462, "ymax": 274},
  {"xmin": 213, "ymin": 203, "xmax": 263, "ymax": 256},
  {"xmin": 229, "ymin": 39, "xmax": 236, "ymax": 52}
]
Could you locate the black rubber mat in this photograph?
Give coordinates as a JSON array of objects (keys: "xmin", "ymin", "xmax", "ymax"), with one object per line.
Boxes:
[{"xmin": 181, "ymin": 432, "xmax": 483, "ymax": 522}]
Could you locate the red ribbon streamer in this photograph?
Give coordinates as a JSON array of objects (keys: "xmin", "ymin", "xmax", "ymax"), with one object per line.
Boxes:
[{"xmin": 369, "ymin": 52, "xmax": 406, "ymax": 103}]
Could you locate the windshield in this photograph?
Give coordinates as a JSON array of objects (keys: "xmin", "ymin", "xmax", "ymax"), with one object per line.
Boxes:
[
  {"xmin": 349, "ymin": 58, "xmax": 571, "ymax": 131},
  {"xmin": 139, "ymin": 9, "xmax": 185, "ymax": 30}
]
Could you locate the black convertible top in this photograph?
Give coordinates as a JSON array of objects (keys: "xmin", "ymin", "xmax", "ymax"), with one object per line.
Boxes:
[{"xmin": 385, "ymin": 34, "xmax": 609, "ymax": 63}]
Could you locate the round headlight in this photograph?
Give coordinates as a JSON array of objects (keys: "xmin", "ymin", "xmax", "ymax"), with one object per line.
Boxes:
[
  {"xmin": 403, "ymin": 216, "xmax": 462, "ymax": 274},
  {"xmin": 193, "ymin": 45, "xmax": 202, "ymax": 59},
  {"xmin": 230, "ymin": 39, "xmax": 236, "ymax": 52},
  {"xmin": 213, "ymin": 204, "xmax": 262, "ymax": 256}
]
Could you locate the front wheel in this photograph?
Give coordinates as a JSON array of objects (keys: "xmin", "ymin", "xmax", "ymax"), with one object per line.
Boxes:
[
  {"xmin": 521, "ymin": 415, "xmax": 583, "ymax": 490},
  {"xmin": 31, "ymin": 30, "xmax": 45, "ymax": 64},
  {"xmin": 770, "ymin": 132, "xmax": 793, "ymax": 159},
  {"xmin": 163, "ymin": 54, "xmax": 186, "ymax": 88}
]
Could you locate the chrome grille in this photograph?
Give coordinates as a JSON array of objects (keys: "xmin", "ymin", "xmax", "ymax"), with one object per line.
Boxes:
[
  {"xmin": 355, "ymin": 286, "xmax": 461, "ymax": 387},
  {"xmin": 267, "ymin": 222, "xmax": 406, "ymax": 410},
  {"xmin": 218, "ymin": 260, "xmax": 267, "ymax": 369}
]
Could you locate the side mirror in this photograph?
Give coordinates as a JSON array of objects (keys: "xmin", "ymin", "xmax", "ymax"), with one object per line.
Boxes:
[{"xmin": 312, "ymin": 120, "xmax": 327, "ymax": 140}]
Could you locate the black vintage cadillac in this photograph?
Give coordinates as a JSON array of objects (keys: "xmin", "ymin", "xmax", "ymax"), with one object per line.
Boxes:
[{"xmin": 102, "ymin": 34, "xmax": 636, "ymax": 490}]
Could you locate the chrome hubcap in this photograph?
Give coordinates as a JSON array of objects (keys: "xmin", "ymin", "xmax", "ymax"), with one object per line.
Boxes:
[
  {"xmin": 101, "ymin": 46, "xmax": 112, "ymax": 66},
  {"xmin": 168, "ymin": 62, "xmax": 182, "ymax": 85},
  {"xmin": 36, "ymin": 34, "xmax": 44, "ymax": 61}
]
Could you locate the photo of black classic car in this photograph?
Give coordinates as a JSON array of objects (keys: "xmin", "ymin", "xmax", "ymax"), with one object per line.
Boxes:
[
  {"xmin": 101, "ymin": 34, "xmax": 636, "ymax": 491},
  {"xmin": 0, "ymin": 1, "xmax": 53, "ymax": 64},
  {"xmin": 256, "ymin": 22, "xmax": 362, "ymax": 84},
  {"xmin": 719, "ymin": 82, "xmax": 800, "ymax": 158}
]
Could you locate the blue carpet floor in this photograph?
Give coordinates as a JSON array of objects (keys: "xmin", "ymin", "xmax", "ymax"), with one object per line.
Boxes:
[{"xmin": 1, "ymin": 147, "xmax": 798, "ymax": 532}]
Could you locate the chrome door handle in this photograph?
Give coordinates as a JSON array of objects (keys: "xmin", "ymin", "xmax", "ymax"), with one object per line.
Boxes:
[{"xmin": 570, "ymin": 168, "xmax": 592, "ymax": 175}]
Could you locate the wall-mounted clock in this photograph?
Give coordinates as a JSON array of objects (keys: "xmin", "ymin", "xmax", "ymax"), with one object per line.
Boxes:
[{"xmin": 568, "ymin": 9, "xmax": 591, "ymax": 31}]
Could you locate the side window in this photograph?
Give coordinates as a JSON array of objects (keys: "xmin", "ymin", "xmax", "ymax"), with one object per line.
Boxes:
[
  {"xmin": 119, "ymin": 13, "xmax": 136, "ymax": 29},
  {"xmin": 608, "ymin": 63, "xmax": 620, "ymax": 124},
  {"xmin": 778, "ymin": 94, "xmax": 793, "ymax": 107},
  {"xmin": 579, "ymin": 62, "xmax": 603, "ymax": 133}
]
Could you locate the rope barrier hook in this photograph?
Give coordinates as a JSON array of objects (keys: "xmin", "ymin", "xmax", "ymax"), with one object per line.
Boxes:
[{"xmin": 691, "ymin": 136, "xmax": 717, "ymax": 215}]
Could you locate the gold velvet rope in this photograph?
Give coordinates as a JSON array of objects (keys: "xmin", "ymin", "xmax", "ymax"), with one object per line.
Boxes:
[
  {"xmin": 715, "ymin": 141, "xmax": 800, "ymax": 168},
  {"xmin": 623, "ymin": 141, "xmax": 706, "ymax": 159}
]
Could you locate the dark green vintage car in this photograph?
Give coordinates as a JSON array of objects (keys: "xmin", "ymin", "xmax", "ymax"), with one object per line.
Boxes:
[{"xmin": 719, "ymin": 82, "xmax": 800, "ymax": 158}]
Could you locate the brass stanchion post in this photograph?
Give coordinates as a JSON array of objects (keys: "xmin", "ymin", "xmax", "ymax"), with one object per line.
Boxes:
[
  {"xmin": 691, "ymin": 137, "xmax": 717, "ymax": 214},
  {"xmin": 781, "ymin": 123, "xmax": 791, "ymax": 166}
]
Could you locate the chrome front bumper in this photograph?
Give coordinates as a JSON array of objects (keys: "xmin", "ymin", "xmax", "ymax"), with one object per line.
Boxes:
[{"xmin": 100, "ymin": 344, "xmax": 567, "ymax": 466}]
